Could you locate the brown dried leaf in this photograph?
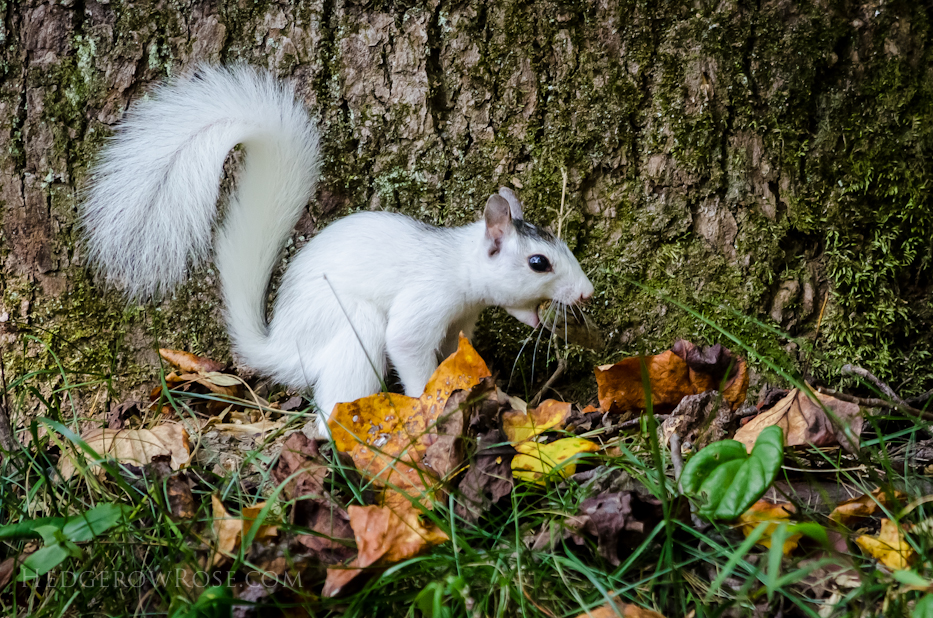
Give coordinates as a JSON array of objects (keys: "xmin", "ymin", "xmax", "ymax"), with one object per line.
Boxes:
[
  {"xmin": 502, "ymin": 399, "xmax": 572, "ymax": 444},
  {"xmin": 159, "ymin": 348, "xmax": 225, "ymax": 374},
  {"xmin": 166, "ymin": 473, "xmax": 196, "ymax": 520},
  {"xmin": 0, "ymin": 550, "xmax": 34, "ymax": 590},
  {"xmin": 270, "ymin": 434, "xmax": 355, "ymax": 564},
  {"xmin": 855, "ymin": 519, "xmax": 915, "ymax": 570},
  {"xmin": 830, "ymin": 488, "xmax": 907, "ymax": 527},
  {"xmin": 595, "ymin": 341, "xmax": 748, "ymax": 415},
  {"xmin": 661, "ymin": 390, "xmax": 739, "ymax": 449},
  {"xmin": 736, "ymin": 500, "xmax": 800, "ymax": 554},
  {"xmin": 734, "ymin": 389, "xmax": 863, "ymax": 453},
  {"xmin": 210, "ymin": 495, "xmax": 278, "ymax": 568},
  {"xmin": 322, "ymin": 496, "xmax": 449, "ymax": 597},
  {"xmin": 60, "ymin": 423, "xmax": 190, "ymax": 480},
  {"xmin": 571, "ymin": 492, "xmax": 663, "ymax": 566},
  {"xmin": 455, "ymin": 430, "xmax": 514, "ymax": 524}
]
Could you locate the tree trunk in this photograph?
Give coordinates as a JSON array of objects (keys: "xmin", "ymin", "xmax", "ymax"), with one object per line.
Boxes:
[{"xmin": 1, "ymin": 0, "xmax": 931, "ymax": 418}]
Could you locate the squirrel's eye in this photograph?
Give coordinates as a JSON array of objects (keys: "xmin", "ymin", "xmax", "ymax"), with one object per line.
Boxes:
[{"xmin": 528, "ymin": 254, "xmax": 551, "ymax": 273}]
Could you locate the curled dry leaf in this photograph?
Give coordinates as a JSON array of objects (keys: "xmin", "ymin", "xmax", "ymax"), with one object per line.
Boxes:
[
  {"xmin": 734, "ymin": 389, "xmax": 862, "ymax": 454},
  {"xmin": 661, "ymin": 390, "xmax": 739, "ymax": 449},
  {"xmin": 595, "ymin": 340, "xmax": 748, "ymax": 414},
  {"xmin": 322, "ymin": 496, "xmax": 449, "ymax": 597},
  {"xmin": 210, "ymin": 495, "xmax": 278, "ymax": 568},
  {"xmin": 570, "ymin": 492, "xmax": 663, "ymax": 566},
  {"xmin": 855, "ymin": 519, "xmax": 915, "ymax": 570},
  {"xmin": 737, "ymin": 500, "xmax": 801, "ymax": 554},
  {"xmin": 502, "ymin": 399, "xmax": 572, "ymax": 444},
  {"xmin": 829, "ymin": 488, "xmax": 907, "ymax": 527},
  {"xmin": 60, "ymin": 423, "xmax": 190, "ymax": 480},
  {"xmin": 328, "ymin": 335, "xmax": 490, "ymax": 496},
  {"xmin": 159, "ymin": 348, "xmax": 225, "ymax": 374},
  {"xmin": 512, "ymin": 437, "xmax": 599, "ymax": 484}
]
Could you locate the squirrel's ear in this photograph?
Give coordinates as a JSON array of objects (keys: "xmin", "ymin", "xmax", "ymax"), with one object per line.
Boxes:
[
  {"xmin": 484, "ymin": 194, "xmax": 513, "ymax": 255},
  {"xmin": 498, "ymin": 187, "xmax": 523, "ymax": 220}
]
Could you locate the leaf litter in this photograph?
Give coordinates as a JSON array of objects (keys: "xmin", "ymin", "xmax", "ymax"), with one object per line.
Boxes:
[{"xmin": 33, "ymin": 332, "xmax": 933, "ymax": 617}]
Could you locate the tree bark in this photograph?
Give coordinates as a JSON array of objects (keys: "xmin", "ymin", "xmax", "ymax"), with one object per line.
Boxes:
[{"xmin": 0, "ymin": 0, "xmax": 931, "ymax": 419}]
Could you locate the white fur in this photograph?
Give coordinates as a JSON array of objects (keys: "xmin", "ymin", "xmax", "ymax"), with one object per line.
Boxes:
[{"xmin": 81, "ymin": 65, "xmax": 594, "ymax": 437}]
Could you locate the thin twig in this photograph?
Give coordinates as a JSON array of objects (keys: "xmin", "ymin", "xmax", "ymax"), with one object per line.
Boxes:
[
  {"xmin": 670, "ymin": 432, "xmax": 684, "ymax": 488},
  {"xmin": 906, "ymin": 389, "xmax": 933, "ymax": 407},
  {"xmin": 841, "ymin": 364, "xmax": 905, "ymax": 405},
  {"xmin": 530, "ymin": 358, "xmax": 567, "ymax": 408},
  {"xmin": 815, "ymin": 386, "xmax": 933, "ymax": 421},
  {"xmin": 618, "ymin": 414, "xmax": 670, "ymax": 430}
]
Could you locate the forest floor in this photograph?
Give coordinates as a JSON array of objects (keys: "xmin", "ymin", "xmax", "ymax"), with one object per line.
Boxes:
[{"xmin": 1, "ymin": 309, "xmax": 933, "ymax": 618}]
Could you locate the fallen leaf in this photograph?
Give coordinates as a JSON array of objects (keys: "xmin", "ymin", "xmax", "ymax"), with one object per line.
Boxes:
[
  {"xmin": 60, "ymin": 423, "xmax": 190, "ymax": 480},
  {"xmin": 570, "ymin": 492, "xmax": 663, "ymax": 566},
  {"xmin": 512, "ymin": 437, "xmax": 600, "ymax": 484},
  {"xmin": 328, "ymin": 335, "xmax": 490, "ymax": 496},
  {"xmin": 159, "ymin": 348, "xmax": 225, "ymax": 374},
  {"xmin": 0, "ymin": 550, "xmax": 35, "ymax": 590},
  {"xmin": 210, "ymin": 495, "xmax": 278, "ymax": 568},
  {"xmin": 165, "ymin": 473, "xmax": 196, "ymax": 520},
  {"xmin": 595, "ymin": 341, "xmax": 748, "ymax": 415},
  {"xmin": 737, "ymin": 500, "xmax": 800, "ymax": 554},
  {"xmin": 322, "ymin": 497, "xmax": 449, "ymax": 597},
  {"xmin": 502, "ymin": 399, "xmax": 572, "ymax": 444},
  {"xmin": 661, "ymin": 390, "xmax": 739, "ymax": 449},
  {"xmin": 734, "ymin": 389, "xmax": 862, "ymax": 453},
  {"xmin": 671, "ymin": 339, "xmax": 748, "ymax": 409},
  {"xmin": 829, "ymin": 488, "xmax": 907, "ymax": 527},
  {"xmin": 106, "ymin": 401, "xmax": 138, "ymax": 431},
  {"xmin": 270, "ymin": 434, "xmax": 355, "ymax": 564},
  {"xmin": 855, "ymin": 518, "xmax": 915, "ymax": 570},
  {"xmin": 455, "ymin": 430, "xmax": 515, "ymax": 524}
]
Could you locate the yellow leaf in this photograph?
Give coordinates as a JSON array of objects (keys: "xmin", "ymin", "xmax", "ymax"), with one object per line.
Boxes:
[
  {"xmin": 855, "ymin": 519, "xmax": 915, "ymax": 570},
  {"xmin": 502, "ymin": 399, "xmax": 572, "ymax": 444},
  {"xmin": 60, "ymin": 423, "xmax": 190, "ymax": 480},
  {"xmin": 736, "ymin": 500, "xmax": 800, "ymax": 554},
  {"xmin": 328, "ymin": 335, "xmax": 490, "ymax": 496},
  {"xmin": 511, "ymin": 437, "xmax": 599, "ymax": 484},
  {"xmin": 829, "ymin": 488, "xmax": 906, "ymax": 527}
]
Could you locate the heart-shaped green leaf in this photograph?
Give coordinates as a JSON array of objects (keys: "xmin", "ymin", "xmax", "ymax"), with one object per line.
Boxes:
[{"xmin": 680, "ymin": 426, "xmax": 784, "ymax": 520}]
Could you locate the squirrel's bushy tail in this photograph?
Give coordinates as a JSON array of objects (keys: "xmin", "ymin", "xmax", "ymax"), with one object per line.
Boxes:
[{"xmin": 81, "ymin": 65, "xmax": 320, "ymax": 361}]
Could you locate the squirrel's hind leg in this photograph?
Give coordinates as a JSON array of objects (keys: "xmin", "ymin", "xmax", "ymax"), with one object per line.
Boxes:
[{"xmin": 304, "ymin": 310, "xmax": 387, "ymax": 439}]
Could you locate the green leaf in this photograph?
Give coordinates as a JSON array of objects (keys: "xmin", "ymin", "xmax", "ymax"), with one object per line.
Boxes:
[
  {"xmin": 914, "ymin": 594, "xmax": 933, "ymax": 618},
  {"xmin": 62, "ymin": 503, "xmax": 128, "ymax": 542},
  {"xmin": 0, "ymin": 517, "xmax": 65, "ymax": 540},
  {"xmin": 171, "ymin": 586, "xmax": 233, "ymax": 618},
  {"xmin": 680, "ymin": 426, "xmax": 784, "ymax": 520},
  {"xmin": 893, "ymin": 570, "xmax": 931, "ymax": 588},
  {"xmin": 679, "ymin": 440, "xmax": 747, "ymax": 494},
  {"xmin": 17, "ymin": 543, "xmax": 73, "ymax": 581}
]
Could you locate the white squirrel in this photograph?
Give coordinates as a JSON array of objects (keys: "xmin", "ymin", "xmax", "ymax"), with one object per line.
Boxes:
[{"xmin": 80, "ymin": 65, "xmax": 594, "ymax": 437}]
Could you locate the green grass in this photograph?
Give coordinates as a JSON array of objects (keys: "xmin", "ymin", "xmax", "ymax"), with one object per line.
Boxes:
[{"xmin": 2, "ymin": 302, "xmax": 933, "ymax": 618}]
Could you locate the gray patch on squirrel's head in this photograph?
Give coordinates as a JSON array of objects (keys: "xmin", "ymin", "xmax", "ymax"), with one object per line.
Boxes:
[{"xmin": 513, "ymin": 219, "xmax": 558, "ymax": 245}]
